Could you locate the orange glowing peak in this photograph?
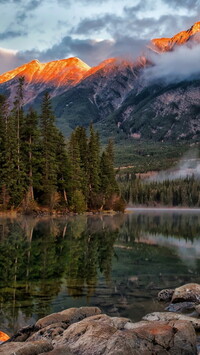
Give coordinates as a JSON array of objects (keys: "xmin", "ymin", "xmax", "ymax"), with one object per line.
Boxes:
[
  {"xmin": 151, "ymin": 21, "xmax": 200, "ymax": 52},
  {"xmin": 0, "ymin": 57, "xmax": 91, "ymax": 86},
  {"xmin": 0, "ymin": 331, "xmax": 10, "ymax": 342},
  {"xmin": 83, "ymin": 57, "xmax": 137, "ymax": 80}
]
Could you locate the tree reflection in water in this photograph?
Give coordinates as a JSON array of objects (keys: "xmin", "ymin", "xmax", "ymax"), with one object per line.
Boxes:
[{"xmin": 1, "ymin": 211, "xmax": 200, "ymax": 334}]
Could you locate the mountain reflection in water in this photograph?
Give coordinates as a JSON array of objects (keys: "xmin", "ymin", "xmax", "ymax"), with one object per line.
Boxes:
[{"xmin": 1, "ymin": 210, "xmax": 200, "ymax": 335}]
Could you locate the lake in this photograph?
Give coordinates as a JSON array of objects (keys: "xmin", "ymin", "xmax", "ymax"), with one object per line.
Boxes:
[{"xmin": 1, "ymin": 209, "xmax": 200, "ymax": 336}]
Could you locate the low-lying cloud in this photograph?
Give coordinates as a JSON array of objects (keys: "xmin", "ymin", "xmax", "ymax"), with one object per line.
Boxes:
[
  {"xmin": 145, "ymin": 43, "xmax": 200, "ymax": 83},
  {"xmin": 148, "ymin": 149, "xmax": 200, "ymax": 182}
]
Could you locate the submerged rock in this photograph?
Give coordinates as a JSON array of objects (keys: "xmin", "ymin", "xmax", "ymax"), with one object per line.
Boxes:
[{"xmin": 165, "ymin": 301, "xmax": 196, "ymax": 314}]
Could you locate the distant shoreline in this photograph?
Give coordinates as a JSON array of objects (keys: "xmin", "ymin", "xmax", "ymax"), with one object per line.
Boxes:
[{"xmin": 126, "ymin": 207, "xmax": 200, "ymax": 212}]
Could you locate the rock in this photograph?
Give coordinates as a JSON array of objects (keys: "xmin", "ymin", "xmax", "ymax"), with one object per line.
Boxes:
[
  {"xmin": 157, "ymin": 288, "xmax": 175, "ymax": 301},
  {"xmin": 40, "ymin": 346, "xmax": 72, "ymax": 355},
  {"xmin": 132, "ymin": 320, "xmax": 197, "ymax": 355},
  {"xmin": 165, "ymin": 301, "xmax": 196, "ymax": 314},
  {"xmin": 143, "ymin": 311, "xmax": 200, "ymax": 330},
  {"xmin": 5, "ymin": 307, "xmax": 198, "ymax": 355},
  {"xmin": 35, "ymin": 306, "xmax": 101, "ymax": 329},
  {"xmin": 54, "ymin": 314, "xmax": 197, "ymax": 354},
  {"xmin": 27, "ymin": 322, "xmax": 68, "ymax": 342},
  {"xmin": 0, "ymin": 340, "xmax": 53, "ymax": 355},
  {"xmin": 9, "ymin": 324, "xmax": 38, "ymax": 342},
  {"xmin": 172, "ymin": 283, "xmax": 200, "ymax": 303},
  {"xmin": 195, "ymin": 304, "xmax": 200, "ymax": 314}
]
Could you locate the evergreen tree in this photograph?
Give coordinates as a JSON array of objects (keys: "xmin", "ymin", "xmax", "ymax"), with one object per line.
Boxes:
[
  {"xmin": 72, "ymin": 126, "xmax": 89, "ymax": 199},
  {"xmin": 12, "ymin": 77, "xmax": 25, "ymax": 172},
  {"xmin": 22, "ymin": 108, "xmax": 41, "ymax": 206},
  {"xmin": 2, "ymin": 78, "xmax": 28, "ymax": 207},
  {"xmin": 68, "ymin": 131, "xmax": 85, "ymax": 208},
  {"xmin": 88, "ymin": 124, "xmax": 101, "ymax": 208},
  {"xmin": 0, "ymin": 95, "xmax": 9, "ymax": 207},
  {"xmin": 0, "ymin": 86, "xmax": 121, "ymax": 212},
  {"xmin": 55, "ymin": 131, "xmax": 70, "ymax": 206},
  {"xmin": 40, "ymin": 92, "xmax": 59, "ymax": 207},
  {"xmin": 100, "ymin": 139, "xmax": 119, "ymax": 197}
]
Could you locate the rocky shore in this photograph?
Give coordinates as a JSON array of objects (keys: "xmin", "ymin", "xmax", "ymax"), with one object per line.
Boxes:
[{"xmin": 1, "ymin": 283, "xmax": 200, "ymax": 354}]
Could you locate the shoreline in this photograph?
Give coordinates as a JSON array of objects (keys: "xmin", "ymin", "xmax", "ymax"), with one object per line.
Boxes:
[
  {"xmin": 0, "ymin": 206, "xmax": 200, "ymax": 218},
  {"xmin": 126, "ymin": 207, "xmax": 200, "ymax": 212}
]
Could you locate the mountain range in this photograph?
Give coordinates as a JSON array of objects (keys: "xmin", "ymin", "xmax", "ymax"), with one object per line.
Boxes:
[{"xmin": 0, "ymin": 22, "xmax": 200, "ymax": 142}]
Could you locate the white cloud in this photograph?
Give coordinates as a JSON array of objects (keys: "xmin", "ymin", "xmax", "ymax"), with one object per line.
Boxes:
[
  {"xmin": 0, "ymin": 47, "xmax": 21, "ymax": 74},
  {"xmin": 145, "ymin": 43, "xmax": 200, "ymax": 83}
]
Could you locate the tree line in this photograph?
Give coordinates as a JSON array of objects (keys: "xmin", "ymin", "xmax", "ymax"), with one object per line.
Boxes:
[
  {"xmin": 0, "ymin": 78, "xmax": 124, "ymax": 213},
  {"xmin": 118, "ymin": 174, "xmax": 200, "ymax": 207}
]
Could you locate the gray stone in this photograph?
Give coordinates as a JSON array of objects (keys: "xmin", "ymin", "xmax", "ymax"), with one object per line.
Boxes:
[
  {"xmin": 165, "ymin": 301, "xmax": 196, "ymax": 313},
  {"xmin": 143, "ymin": 311, "xmax": 200, "ymax": 330}
]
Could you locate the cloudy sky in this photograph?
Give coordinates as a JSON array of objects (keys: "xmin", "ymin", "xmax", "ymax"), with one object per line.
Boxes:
[{"xmin": 0, "ymin": 0, "xmax": 199, "ymax": 73}]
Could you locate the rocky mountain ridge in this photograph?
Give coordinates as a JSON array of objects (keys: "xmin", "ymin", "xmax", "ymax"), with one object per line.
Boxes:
[
  {"xmin": 0, "ymin": 22, "xmax": 200, "ymax": 141},
  {"xmin": 150, "ymin": 21, "xmax": 200, "ymax": 52}
]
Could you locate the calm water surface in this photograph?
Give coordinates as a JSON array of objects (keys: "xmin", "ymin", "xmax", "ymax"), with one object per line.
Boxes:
[{"xmin": 1, "ymin": 210, "xmax": 200, "ymax": 335}]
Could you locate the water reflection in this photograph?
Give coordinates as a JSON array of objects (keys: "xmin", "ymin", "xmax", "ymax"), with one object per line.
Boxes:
[{"xmin": 1, "ymin": 210, "xmax": 200, "ymax": 335}]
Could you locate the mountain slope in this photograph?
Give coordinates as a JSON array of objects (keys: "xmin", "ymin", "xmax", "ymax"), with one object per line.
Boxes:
[
  {"xmin": 0, "ymin": 57, "xmax": 91, "ymax": 105},
  {"xmin": 110, "ymin": 78, "xmax": 200, "ymax": 141},
  {"xmin": 52, "ymin": 57, "xmax": 148, "ymax": 135},
  {"xmin": 150, "ymin": 21, "xmax": 200, "ymax": 52},
  {"xmin": 0, "ymin": 22, "xmax": 200, "ymax": 143}
]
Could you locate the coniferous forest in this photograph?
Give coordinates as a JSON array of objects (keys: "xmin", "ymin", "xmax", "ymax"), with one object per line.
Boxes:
[
  {"xmin": 0, "ymin": 78, "xmax": 124, "ymax": 213},
  {"xmin": 119, "ymin": 174, "xmax": 200, "ymax": 207}
]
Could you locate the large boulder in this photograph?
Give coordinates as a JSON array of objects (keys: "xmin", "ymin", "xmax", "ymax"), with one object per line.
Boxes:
[
  {"xmin": 9, "ymin": 307, "xmax": 101, "ymax": 343},
  {"xmin": 172, "ymin": 283, "xmax": 200, "ymax": 303},
  {"xmin": 0, "ymin": 340, "xmax": 53, "ymax": 355},
  {"xmin": 35, "ymin": 306, "xmax": 101, "ymax": 329},
  {"xmin": 54, "ymin": 314, "xmax": 197, "ymax": 354},
  {"xmin": 2, "ymin": 307, "xmax": 198, "ymax": 355},
  {"xmin": 143, "ymin": 311, "xmax": 200, "ymax": 330}
]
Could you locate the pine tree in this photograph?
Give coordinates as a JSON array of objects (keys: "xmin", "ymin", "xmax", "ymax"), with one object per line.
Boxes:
[
  {"xmin": 100, "ymin": 139, "xmax": 119, "ymax": 197},
  {"xmin": 55, "ymin": 131, "xmax": 70, "ymax": 207},
  {"xmin": 40, "ymin": 92, "xmax": 59, "ymax": 207},
  {"xmin": 0, "ymin": 95, "xmax": 9, "ymax": 207},
  {"xmin": 87, "ymin": 124, "xmax": 101, "ymax": 208},
  {"xmin": 22, "ymin": 108, "xmax": 41, "ymax": 207},
  {"xmin": 68, "ymin": 131, "xmax": 85, "ymax": 208},
  {"xmin": 12, "ymin": 77, "xmax": 25, "ymax": 173},
  {"xmin": 72, "ymin": 126, "xmax": 89, "ymax": 199},
  {"xmin": 3, "ymin": 78, "xmax": 28, "ymax": 207}
]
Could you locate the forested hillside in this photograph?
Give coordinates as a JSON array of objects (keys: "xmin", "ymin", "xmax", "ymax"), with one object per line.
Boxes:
[{"xmin": 0, "ymin": 78, "xmax": 123, "ymax": 213}]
